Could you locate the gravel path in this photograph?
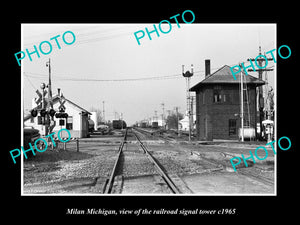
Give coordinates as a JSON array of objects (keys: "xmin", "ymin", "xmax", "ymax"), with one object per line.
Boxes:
[{"xmin": 23, "ymin": 136, "xmax": 275, "ymax": 195}]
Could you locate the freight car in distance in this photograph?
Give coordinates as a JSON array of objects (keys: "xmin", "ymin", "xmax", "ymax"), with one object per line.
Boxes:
[
  {"xmin": 112, "ymin": 120, "xmax": 127, "ymax": 129},
  {"xmin": 152, "ymin": 121, "xmax": 159, "ymax": 129}
]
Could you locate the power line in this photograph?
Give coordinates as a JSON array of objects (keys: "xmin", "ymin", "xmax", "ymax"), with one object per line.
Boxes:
[
  {"xmin": 23, "ymin": 62, "xmax": 274, "ymax": 83},
  {"xmin": 23, "ymin": 27, "xmax": 135, "ymax": 50},
  {"xmin": 23, "ymin": 70, "xmax": 205, "ymax": 82},
  {"xmin": 24, "ymin": 73, "xmax": 37, "ymax": 90},
  {"xmin": 23, "ymin": 63, "xmax": 267, "ymax": 82}
]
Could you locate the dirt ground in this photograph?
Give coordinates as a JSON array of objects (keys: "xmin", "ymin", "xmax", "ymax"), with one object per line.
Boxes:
[{"xmin": 23, "ymin": 136, "xmax": 275, "ymax": 195}]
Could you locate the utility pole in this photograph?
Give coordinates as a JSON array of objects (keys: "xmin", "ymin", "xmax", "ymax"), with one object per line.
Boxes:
[
  {"xmin": 46, "ymin": 59, "xmax": 53, "ymax": 109},
  {"xmin": 190, "ymin": 96, "xmax": 195, "ymax": 137},
  {"xmin": 40, "ymin": 82, "xmax": 46, "ymax": 134},
  {"xmin": 31, "ymin": 59, "xmax": 57, "ymax": 141},
  {"xmin": 247, "ymin": 46, "xmax": 274, "ymax": 140},
  {"xmin": 46, "ymin": 58, "xmax": 53, "ymax": 136},
  {"xmin": 182, "ymin": 64, "xmax": 194, "ymax": 141}
]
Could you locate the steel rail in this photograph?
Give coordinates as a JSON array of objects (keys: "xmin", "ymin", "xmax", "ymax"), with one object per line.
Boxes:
[
  {"xmin": 238, "ymin": 170, "xmax": 274, "ymax": 186},
  {"xmin": 133, "ymin": 127, "xmax": 175, "ymax": 143},
  {"xmin": 193, "ymin": 151, "xmax": 274, "ymax": 186},
  {"xmin": 103, "ymin": 128, "xmax": 128, "ymax": 194},
  {"xmin": 132, "ymin": 129, "xmax": 181, "ymax": 194}
]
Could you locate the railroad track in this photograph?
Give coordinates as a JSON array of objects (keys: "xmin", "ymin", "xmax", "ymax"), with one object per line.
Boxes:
[
  {"xmin": 191, "ymin": 151, "xmax": 274, "ymax": 186},
  {"xmin": 237, "ymin": 169, "xmax": 274, "ymax": 186},
  {"xmin": 103, "ymin": 128, "xmax": 128, "ymax": 194},
  {"xmin": 103, "ymin": 128, "xmax": 181, "ymax": 194},
  {"xmin": 133, "ymin": 127, "xmax": 176, "ymax": 143},
  {"xmin": 132, "ymin": 130, "xmax": 181, "ymax": 194}
]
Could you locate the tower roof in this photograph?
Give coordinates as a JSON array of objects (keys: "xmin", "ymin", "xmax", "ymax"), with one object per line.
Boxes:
[{"xmin": 190, "ymin": 65, "xmax": 265, "ymax": 91}]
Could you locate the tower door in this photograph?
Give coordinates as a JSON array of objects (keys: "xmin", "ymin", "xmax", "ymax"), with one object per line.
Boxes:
[{"xmin": 229, "ymin": 119, "xmax": 237, "ymax": 136}]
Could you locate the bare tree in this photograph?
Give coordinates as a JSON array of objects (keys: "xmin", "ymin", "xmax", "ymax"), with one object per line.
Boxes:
[
  {"xmin": 166, "ymin": 112, "xmax": 183, "ymax": 129},
  {"xmin": 89, "ymin": 107, "xmax": 103, "ymax": 125}
]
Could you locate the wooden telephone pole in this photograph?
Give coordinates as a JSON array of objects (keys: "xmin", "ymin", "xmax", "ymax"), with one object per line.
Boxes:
[
  {"xmin": 46, "ymin": 58, "xmax": 55, "ymax": 136},
  {"xmin": 247, "ymin": 46, "xmax": 274, "ymax": 140}
]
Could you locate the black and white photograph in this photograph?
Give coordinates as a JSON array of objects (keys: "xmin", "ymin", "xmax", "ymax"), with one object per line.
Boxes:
[
  {"xmin": 4, "ymin": 3, "xmax": 300, "ymax": 220},
  {"xmin": 20, "ymin": 23, "xmax": 277, "ymax": 195}
]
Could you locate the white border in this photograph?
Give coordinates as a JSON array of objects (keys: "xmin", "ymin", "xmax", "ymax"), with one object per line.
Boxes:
[{"xmin": 21, "ymin": 24, "xmax": 24, "ymax": 194}]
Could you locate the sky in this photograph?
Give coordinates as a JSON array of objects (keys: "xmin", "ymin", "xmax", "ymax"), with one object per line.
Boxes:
[{"xmin": 22, "ymin": 23, "xmax": 276, "ymax": 125}]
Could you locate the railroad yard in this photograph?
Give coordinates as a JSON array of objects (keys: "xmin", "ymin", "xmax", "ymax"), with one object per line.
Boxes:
[{"xmin": 23, "ymin": 128, "xmax": 275, "ymax": 195}]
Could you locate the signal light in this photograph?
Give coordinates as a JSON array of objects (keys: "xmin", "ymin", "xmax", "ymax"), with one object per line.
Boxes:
[
  {"xmin": 55, "ymin": 112, "xmax": 68, "ymax": 119},
  {"xmin": 40, "ymin": 109, "xmax": 47, "ymax": 117},
  {"xmin": 49, "ymin": 109, "xmax": 56, "ymax": 118},
  {"xmin": 55, "ymin": 112, "xmax": 61, "ymax": 118},
  {"xmin": 31, "ymin": 109, "xmax": 38, "ymax": 117}
]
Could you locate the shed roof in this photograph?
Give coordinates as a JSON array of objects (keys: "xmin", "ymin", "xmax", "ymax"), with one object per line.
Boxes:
[{"xmin": 190, "ymin": 65, "xmax": 265, "ymax": 91}]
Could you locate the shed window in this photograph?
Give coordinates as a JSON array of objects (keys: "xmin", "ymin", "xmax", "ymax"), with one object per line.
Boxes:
[{"xmin": 66, "ymin": 116, "xmax": 73, "ymax": 130}]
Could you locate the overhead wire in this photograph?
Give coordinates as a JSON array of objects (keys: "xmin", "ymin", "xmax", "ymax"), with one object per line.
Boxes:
[
  {"xmin": 24, "ymin": 62, "xmax": 273, "ymax": 83},
  {"xmin": 23, "ymin": 68, "xmax": 212, "ymax": 82},
  {"xmin": 22, "ymin": 26, "xmax": 136, "ymax": 50},
  {"xmin": 23, "ymin": 62, "xmax": 275, "ymax": 85},
  {"xmin": 24, "ymin": 73, "xmax": 37, "ymax": 90}
]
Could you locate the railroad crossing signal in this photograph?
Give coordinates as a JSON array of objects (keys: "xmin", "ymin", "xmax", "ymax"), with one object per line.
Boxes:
[
  {"xmin": 35, "ymin": 89, "xmax": 47, "ymax": 106},
  {"xmin": 35, "ymin": 90, "xmax": 42, "ymax": 105},
  {"xmin": 30, "ymin": 108, "xmax": 56, "ymax": 118},
  {"xmin": 56, "ymin": 96, "xmax": 68, "ymax": 119},
  {"xmin": 58, "ymin": 98, "xmax": 66, "ymax": 111},
  {"xmin": 55, "ymin": 107, "xmax": 68, "ymax": 119},
  {"xmin": 31, "ymin": 109, "xmax": 38, "ymax": 117},
  {"xmin": 49, "ymin": 109, "xmax": 56, "ymax": 118},
  {"xmin": 40, "ymin": 109, "xmax": 47, "ymax": 117}
]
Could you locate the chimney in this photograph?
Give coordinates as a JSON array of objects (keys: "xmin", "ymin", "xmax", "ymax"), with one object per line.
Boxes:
[
  {"xmin": 57, "ymin": 88, "xmax": 61, "ymax": 97},
  {"xmin": 205, "ymin": 59, "xmax": 210, "ymax": 77}
]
